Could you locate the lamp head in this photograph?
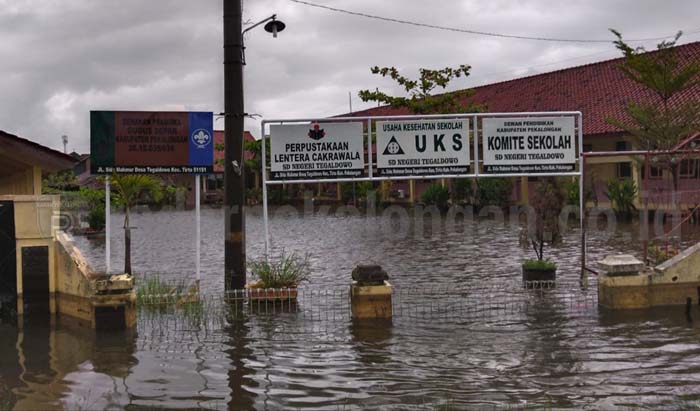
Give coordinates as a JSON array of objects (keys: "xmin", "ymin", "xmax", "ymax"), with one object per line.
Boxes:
[{"xmin": 264, "ymin": 16, "xmax": 286, "ymax": 38}]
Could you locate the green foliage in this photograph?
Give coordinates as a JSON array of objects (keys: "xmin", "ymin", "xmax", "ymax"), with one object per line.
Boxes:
[
  {"xmin": 452, "ymin": 178, "xmax": 472, "ymax": 203},
  {"xmin": 111, "ymin": 174, "xmax": 161, "ymax": 274},
  {"xmin": 359, "ymin": 65, "xmax": 485, "ymax": 114},
  {"xmin": 246, "ymin": 188, "xmax": 262, "ymax": 205},
  {"xmin": 135, "ymin": 275, "xmax": 186, "ymax": 307},
  {"xmin": 248, "ymin": 252, "xmax": 310, "ymax": 289},
  {"xmin": 268, "ymin": 185, "xmax": 289, "ymax": 205},
  {"xmin": 340, "ymin": 181, "xmax": 373, "ymax": 203},
  {"xmin": 110, "ymin": 174, "xmax": 161, "ymax": 212},
  {"xmin": 243, "ymin": 137, "xmax": 270, "ymax": 172},
  {"xmin": 164, "ymin": 185, "xmax": 184, "ymax": 206},
  {"xmin": 420, "ymin": 184, "xmax": 450, "ymax": 209},
  {"xmin": 527, "ymin": 177, "xmax": 566, "ymax": 261},
  {"xmin": 87, "ymin": 207, "xmax": 105, "ymax": 231},
  {"xmin": 476, "ymin": 178, "xmax": 513, "ymax": 207},
  {"xmin": 522, "ymin": 259, "xmax": 557, "ymax": 271},
  {"xmin": 42, "ymin": 170, "xmax": 78, "ymax": 193},
  {"xmin": 564, "ymin": 177, "xmax": 580, "ymax": 206},
  {"xmin": 605, "ymin": 178, "xmax": 638, "ymax": 218},
  {"xmin": 607, "ymin": 30, "xmax": 700, "ymax": 190},
  {"xmin": 647, "ymin": 244, "xmax": 679, "ymax": 266}
]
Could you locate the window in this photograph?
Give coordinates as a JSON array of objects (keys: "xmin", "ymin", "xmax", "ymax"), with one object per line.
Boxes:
[
  {"xmin": 648, "ymin": 166, "xmax": 663, "ymax": 180},
  {"xmin": 680, "ymin": 159, "xmax": 700, "ymax": 179},
  {"xmin": 617, "ymin": 162, "xmax": 632, "ymax": 179},
  {"xmin": 615, "ymin": 141, "xmax": 629, "ymax": 151}
]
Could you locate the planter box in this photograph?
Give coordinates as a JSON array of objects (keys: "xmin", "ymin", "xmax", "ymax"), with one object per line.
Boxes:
[
  {"xmin": 246, "ymin": 287, "xmax": 298, "ymax": 302},
  {"xmin": 522, "ymin": 267, "xmax": 556, "ymax": 285}
]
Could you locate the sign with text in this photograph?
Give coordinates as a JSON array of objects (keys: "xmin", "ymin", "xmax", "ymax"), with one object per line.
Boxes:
[
  {"xmin": 482, "ymin": 116, "xmax": 576, "ymax": 173},
  {"xmin": 270, "ymin": 122, "xmax": 365, "ymax": 180},
  {"xmin": 90, "ymin": 111, "xmax": 214, "ymax": 174},
  {"xmin": 376, "ymin": 119, "xmax": 470, "ymax": 176}
]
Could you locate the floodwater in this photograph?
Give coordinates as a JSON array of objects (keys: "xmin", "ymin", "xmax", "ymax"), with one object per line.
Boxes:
[{"xmin": 2, "ymin": 206, "xmax": 700, "ymax": 410}]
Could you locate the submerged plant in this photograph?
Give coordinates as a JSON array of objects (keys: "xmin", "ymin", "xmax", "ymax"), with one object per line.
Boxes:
[
  {"xmin": 605, "ymin": 178, "xmax": 638, "ymax": 219},
  {"xmin": 525, "ymin": 177, "xmax": 566, "ymax": 264},
  {"xmin": 135, "ymin": 275, "xmax": 186, "ymax": 307},
  {"xmin": 420, "ymin": 184, "xmax": 450, "ymax": 210},
  {"xmin": 647, "ymin": 244, "xmax": 679, "ymax": 266},
  {"xmin": 248, "ymin": 252, "xmax": 311, "ymax": 289},
  {"xmin": 110, "ymin": 174, "xmax": 161, "ymax": 274}
]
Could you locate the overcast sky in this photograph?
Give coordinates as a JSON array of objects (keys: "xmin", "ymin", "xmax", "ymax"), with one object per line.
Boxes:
[{"xmin": 1, "ymin": 0, "xmax": 699, "ymax": 153}]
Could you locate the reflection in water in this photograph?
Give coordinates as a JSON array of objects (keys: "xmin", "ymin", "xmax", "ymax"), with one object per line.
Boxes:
[
  {"xmin": 1, "ymin": 209, "xmax": 699, "ymax": 409},
  {"xmin": 226, "ymin": 317, "xmax": 256, "ymax": 411},
  {"xmin": 0, "ymin": 311, "xmax": 137, "ymax": 411},
  {"xmin": 350, "ymin": 319, "xmax": 393, "ymax": 365}
]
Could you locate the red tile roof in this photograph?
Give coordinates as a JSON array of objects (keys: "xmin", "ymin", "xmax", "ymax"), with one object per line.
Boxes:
[{"xmin": 344, "ymin": 41, "xmax": 700, "ymax": 137}]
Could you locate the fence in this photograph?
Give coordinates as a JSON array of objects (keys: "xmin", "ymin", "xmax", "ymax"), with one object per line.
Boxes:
[{"xmin": 135, "ymin": 280, "xmax": 598, "ymax": 337}]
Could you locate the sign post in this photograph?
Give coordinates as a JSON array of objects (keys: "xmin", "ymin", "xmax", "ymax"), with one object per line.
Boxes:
[
  {"xmin": 481, "ymin": 116, "xmax": 576, "ymax": 174},
  {"xmin": 269, "ymin": 122, "xmax": 365, "ymax": 180},
  {"xmin": 195, "ymin": 175, "xmax": 201, "ymax": 287},
  {"xmin": 376, "ymin": 119, "xmax": 470, "ymax": 176},
  {"xmin": 90, "ymin": 111, "xmax": 214, "ymax": 174},
  {"xmin": 91, "ymin": 110, "xmax": 213, "ymax": 283},
  {"xmin": 261, "ymin": 112, "xmax": 584, "ymax": 276},
  {"xmin": 105, "ymin": 176, "xmax": 111, "ymax": 274}
]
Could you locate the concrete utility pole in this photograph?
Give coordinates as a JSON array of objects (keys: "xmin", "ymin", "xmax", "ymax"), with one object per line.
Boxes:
[{"xmin": 223, "ymin": 0, "xmax": 246, "ymax": 290}]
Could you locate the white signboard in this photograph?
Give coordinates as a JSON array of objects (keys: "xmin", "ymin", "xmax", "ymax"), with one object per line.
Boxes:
[
  {"xmin": 376, "ymin": 119, "xmax": 470, "ymax": 176},
  {"xmin": 270, "ymin": 122, "xmax": 365, "ymax": 180},
  {"xmin": 482, "ymin": 116, "xmax": 576, "ymax": 173}
]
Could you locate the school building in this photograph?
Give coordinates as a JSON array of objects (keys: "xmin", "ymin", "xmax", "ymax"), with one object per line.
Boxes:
[{"xmin": 338, "ymin": 40, "xmax": 700, "ymax": 209}]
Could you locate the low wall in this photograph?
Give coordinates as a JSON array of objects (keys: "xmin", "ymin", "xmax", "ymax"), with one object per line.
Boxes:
[
  {"xmin": 599, "ymin": 243, "xmax": 700, "ymax": 309},
  {"xmin": 54, "ymin": 232, "xmax": 135, "ymax": 328}
]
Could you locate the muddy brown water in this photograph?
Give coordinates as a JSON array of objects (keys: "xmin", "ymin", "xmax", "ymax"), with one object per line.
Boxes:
[{"xmin": 1, "ymin": 207, "xmax": 700, "ymax": 410}]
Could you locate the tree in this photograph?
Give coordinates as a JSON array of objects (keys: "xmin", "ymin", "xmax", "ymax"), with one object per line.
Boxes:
[
  {"xmin": 359, "ymin": 65, "xmax": 485, "ymax": 204},
  {"xmin": 526, "ymin": 178, "xmax": 566, "ymax": 261},
  {"xmin": 42, "ymin": 170, "xmax": 78, "ymax": 193},
  {"xmin": 359, "ymin": 65, "xmax": 484, "ymax": 114},
  {"xmin": 110, "ymin": 174, "xmax": 161, "ymax": 274},
  {"xmin": 607, "ymin": 30, "xmax": 700, "ymax": 192}
]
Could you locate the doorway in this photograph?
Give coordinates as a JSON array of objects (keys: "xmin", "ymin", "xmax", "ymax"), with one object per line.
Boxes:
[
  {"xmin": 21, "ymin": 246, "xmax": 49, "ymax": 315},
  {"xmin": 0, "ymin": 201, "xmax": 16, "ymax": 296}
]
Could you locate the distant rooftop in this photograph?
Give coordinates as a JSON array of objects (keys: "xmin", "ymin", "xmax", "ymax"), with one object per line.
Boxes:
[
  {"xmin": 0, "ymin": 129, "xmax": 76, "ymax": 175},
  {"xmin": 344, "ymin": 41, "xmax": 700, "ymax": 136}
]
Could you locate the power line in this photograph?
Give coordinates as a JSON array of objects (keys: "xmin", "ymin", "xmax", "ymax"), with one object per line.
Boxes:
[{"xmin": 289, "ymin": 0, "xmax": 694, "ymax": 44}]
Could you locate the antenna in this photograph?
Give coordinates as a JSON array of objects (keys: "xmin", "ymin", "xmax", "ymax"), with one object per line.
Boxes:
[{"xmin": 61, "ymin": 135, "xmax": 68, "ymax": 153}]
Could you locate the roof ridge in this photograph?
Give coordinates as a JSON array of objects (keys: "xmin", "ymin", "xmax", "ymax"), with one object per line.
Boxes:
[
  {"xmin": 343, "ymin": 40, "xmax": 700, "ymax": 118},
  {"xmin": 470, "ymin": 40, "xmax": 700, "ymax": 90},
  {"xmin": 0, "ymin": 129, "xmax": 77, "ymax": 162}
]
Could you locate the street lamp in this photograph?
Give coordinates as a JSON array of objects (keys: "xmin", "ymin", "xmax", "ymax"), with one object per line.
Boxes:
[{"xmin": 223, "ymin": 1, "xmax": 285, "ymax": 291}]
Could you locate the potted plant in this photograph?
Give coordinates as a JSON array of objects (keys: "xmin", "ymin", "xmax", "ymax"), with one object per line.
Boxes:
[
  {"xmin": 246, "ymin": 252, "xmax": 310, "ymax": 301},
  {"xmin": 522, "ymin": 177, "xmax": 566, "ymax": 284}
]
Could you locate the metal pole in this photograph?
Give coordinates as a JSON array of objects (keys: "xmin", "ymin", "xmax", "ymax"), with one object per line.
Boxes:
[
  {"xmin": 195, "ymin": 175, "xmax": 201, "ymax": 286},
  {"xmin": 261, "ymin": 121, "xmax": 270, "ymax": 260},
  {"xmin": 105, "ymin": 176, "xmax": 111, "ymax": 274},
  {"xmin": 367, "ymin": 118, "xmax": 373, "ymax": 179},
  {"xmin": 224, "ymin": 0, "xmax": 246, "ymax": 290},
  {"xmin": 578, "ymin": 113, "xmax": 586, "ymax": 284},
  {"xmin": 472, "ymin": 115, "xmax": 479, "ymax": 177}
]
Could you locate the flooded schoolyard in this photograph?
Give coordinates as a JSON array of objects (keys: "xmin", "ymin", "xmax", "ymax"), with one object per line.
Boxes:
[{"xmin": 2, "ymin": 206, "xmax": 700, "ymax": 410}]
